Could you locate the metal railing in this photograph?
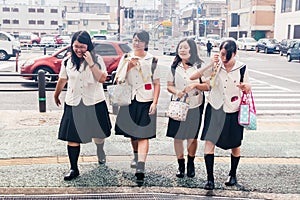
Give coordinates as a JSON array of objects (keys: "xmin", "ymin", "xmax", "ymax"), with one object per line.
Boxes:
[{"xmin": 0, "ymin": 70, "xmax": 58, "ymax": 112}]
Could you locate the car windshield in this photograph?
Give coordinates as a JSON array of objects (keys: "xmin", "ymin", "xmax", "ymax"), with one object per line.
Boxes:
[{"xmin": 269, "ymin": 39, "xmax": 278, "ymax": 44}]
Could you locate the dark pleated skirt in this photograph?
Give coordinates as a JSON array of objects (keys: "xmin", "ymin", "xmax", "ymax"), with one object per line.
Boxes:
[
  {"xmin": 166, "ymin": 105, "xmax": 203, "ymax": 139},
  {"xmin": 115, "ymin": 98, "xmax": 156, "ymax": 139},
  {"xmin": 58, "ymin": 100, "xmax": 112, "ymax": 143},
  {"xmin": 201, "ymin": 103, "xmax": 244, "ymax": 150}
]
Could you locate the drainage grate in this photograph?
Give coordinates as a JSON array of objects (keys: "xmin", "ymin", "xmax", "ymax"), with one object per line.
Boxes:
[{"xmin": 0, "ymin": 193, "xmax": 259, "ymax": 200}]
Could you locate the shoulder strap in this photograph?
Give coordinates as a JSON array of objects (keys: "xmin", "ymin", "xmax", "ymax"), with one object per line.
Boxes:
[
  {"xmin": 151, "ymin": 57, "xmax": 158, "ymax": 81},
  {"xmin": 239, "ymin": 65, "xmax": 246, "ymax": 83}
]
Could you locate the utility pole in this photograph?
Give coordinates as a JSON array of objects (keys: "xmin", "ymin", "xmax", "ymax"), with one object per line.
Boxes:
[
  {"xmin": 117, "ymin": 0, "xmax": 121, "ymax": 41},
  {"xmin": 195, "ymin": 0, "xmax": 199, "ymax": 40}
]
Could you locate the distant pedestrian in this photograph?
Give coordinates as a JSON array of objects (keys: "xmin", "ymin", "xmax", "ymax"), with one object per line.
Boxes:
[
  {"xmin": 54, "ymin": 30, "xmax": 111, "ymax": 181},
  {"xmin": 206, "ymin": 40, "xmax": 213, "ymax": 57},
  {"xmin": 114, "ymin": 30, "xmax": 161, "ymax": 185},
  {"xmin": 166, "ymin": 38, "xmax": 209, "ymax": 178},
  {"xmin": 190, "ymin": 39, "xmax": 252, "ymax": 190}
]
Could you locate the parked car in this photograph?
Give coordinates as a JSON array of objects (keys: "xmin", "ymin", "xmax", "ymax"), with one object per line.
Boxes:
[
  {"xmin": 279, "ymin": 39, "xmax": 299, "ymax": 56},
  {"xmin": 163, "ymin": 39, "xmax": 179, "ymax": 55},
  {"xmin": 20, "ymin": 40, "xmax": 131, "ymax": 83},
  {"xmin": 39, "ymin": 36, "xmax": 56, "ymax": 47},
  {"xmin": 236, "ymin": 37, "xmax": 257, "ymax": 51},
  {"xmin": 59, "ymin": 35, "xmax": 71, "ymax": 44},
  {"xmin": 18, "ymin": 33, "xmax": 40, "ymax": 47},
  {"xmin": 287, "ymin": 41, "xmax": 300, "ymax": 62},
  {"xmin": 256, "ymin": 38, "xmax": 280, "ymax": 54},
  {"xmin": 0, "ymin": 31, "xmax": 21, "ymax": 61}
]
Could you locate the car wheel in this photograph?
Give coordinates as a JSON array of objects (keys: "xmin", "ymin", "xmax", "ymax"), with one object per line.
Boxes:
[
  {"xmin": 0, "ymin": 50, "xmax": 9, "ymax": 61},
  {"xmin": 287, "ymin": 54, "xmax": 292, "ymax": 62},
  {"xmin": 280, "ymin": 51, "xmax": 283, "ymax": 56},
  {"xmin": 264, "ymin": 48, "xmax": 268, "ymax": 54},
  {"xmin": 34, "ymin": 67, "xmax": 55, "ymax": 83},
  {"xmin": 244, "ymin": 46, "xmax": 247, "ymax": 51}
]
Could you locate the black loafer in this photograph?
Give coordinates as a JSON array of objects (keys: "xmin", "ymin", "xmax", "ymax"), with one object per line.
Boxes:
[
  {"xmin": 204, "ymin": 180, "xmax": 215, "ymax": 190},
  {"xmin": 64, "ymin": 169, "xmax": 79, "ymax": 181},
  {"xmin": 135, "ymin": 172, "xmax": 145, "ymax": 185},
  {"xmin": 225, "ymin": 176, "xmax": 237, "ymax": 186},
  {"xmin": 98, "ymin": 156, "xmax": 106, "ymax": 165}
]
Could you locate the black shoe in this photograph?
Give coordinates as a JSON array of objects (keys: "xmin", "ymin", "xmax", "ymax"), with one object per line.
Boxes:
[
  {"xmin": 187, "ymin": 163, "xmax": 195, "ymax": 178},
  {"xmin": 130, "ymin": 159, "xmax": 137, "ymax": 168},
  {"xmin": 64, "ymin": 169, "xmax": 79, "ymax": 181},
  {"xmin": 204, "ymin": 180, "xmax": 215, "ymax": 190},
  {"xmin": 225, "ymin": 176, "xmax": 237, "ymax": 186},
  {"xmin": 176, "ymin": 168, "xmax": 185, "ymax": 178},
  {"xmin": 135, "ymin": 172, "xmax": 145, "ymax": 185},
  {"xmin": 98, "ymin": 156, "xmax": 106, "ymax": 165}
]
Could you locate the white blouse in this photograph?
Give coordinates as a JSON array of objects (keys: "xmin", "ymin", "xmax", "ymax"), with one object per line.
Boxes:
[
  {"xmin": 167, "ymin": 63, "xmax": 205, "ymax": 109},
  {"xmin": 203, "ymin": 60, "xmax": 249, "ymax": 113},
  {"xmin": 59, "ymin": 55, "xmax": 107, "ymax": 106},
  {"xmin": 118, "ymin": 52, "xmax": 161, "ymax": 102}
]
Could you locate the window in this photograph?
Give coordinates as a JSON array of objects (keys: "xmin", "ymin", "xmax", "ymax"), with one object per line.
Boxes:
[
  {"xmin": 12, "ymin": 8, "xmax": 19, "ymax": 12},
  {"xmin": 281, "ymin": 0, "xmax": 292, "ymax": 12},
  {"xmin": 296, "ymin": 0, "xmax": 300, "ymax": 11},
  {"xmin": 12, "ymin": 20, "xmax": 19, "ymax": 24},
  {"xmin": 94, "ymin": 44, "xmax": 117, "ymax": 56},
  {"xmin": 28, "ymin": 20, "xmax": 36, "ymax": 25},
  {"xmin": 67, "ymin": 21, "xmax": 79, "ymax": 25},
  {"xmin": 3, "ymin": 19, "xmax": 10, "ymax": 24},
  {"xmin": 0, "ymin": 33, "xmax": 9, "ymax": 41},
  {"xmin": 50, "ymin": 9, "xmax": 58, "ymax": 13},
  {"xmin": 294, "ymin": 25, "xmax": 300, "ymax": 39},
  {"xmin": 2, "ymin": 7, "xmax": 10, "ymax": 12},
  {"xmin": 37, "ymin": 8, "xmax": 44, "ymax": 13},
  {"xmin": 51, "ymin": 21, "xmax": 58, "ymax": 25},
  {"xmin": 28, "ymin": 8, "xmax": 35, "ymax": 12},
  {"xmin": 231, "ymin": 13, "xmax": 239, "ymax": 27},
  {"xmin": 37, "ymin": 20, "xmax": 44, "ymax": 25}
]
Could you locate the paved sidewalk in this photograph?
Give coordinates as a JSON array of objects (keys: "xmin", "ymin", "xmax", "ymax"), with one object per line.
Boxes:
[{"xmin": 0, "ymin": 110, "xmax": 300, "ymax": 199}]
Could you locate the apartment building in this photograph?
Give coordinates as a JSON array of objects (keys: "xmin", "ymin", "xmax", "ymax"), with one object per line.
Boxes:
[
  {"xmin": 0, "ymin": 4, "xmax": 63, "ymax": 36},
  {"xmin": 274, "ymin": 0, "xmax": 300, "ymax": 40},
  {"xmin": 227, "ymin": 0, "xmax": 276, "ymax": 40}
]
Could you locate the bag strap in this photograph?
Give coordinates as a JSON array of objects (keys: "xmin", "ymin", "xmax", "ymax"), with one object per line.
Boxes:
[
  {"xmin": 113, "ymin": 53, "xmax": 129, "ymax": 84},
  {"xmin": 249, "ymin": 92, "xmax": 256, "ymax": 114},
  {"xmin": 239, "ymin": 65, "xmax": 246, "ymax": 83}
]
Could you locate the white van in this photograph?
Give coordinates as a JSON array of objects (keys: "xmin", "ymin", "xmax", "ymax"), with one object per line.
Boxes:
[{"xmin": 0, "ymin": 31, "xmax": 21, "ymax": 61}]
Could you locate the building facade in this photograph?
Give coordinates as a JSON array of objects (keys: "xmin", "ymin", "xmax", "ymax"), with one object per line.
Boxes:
[
  {"xmin": 274, "ymin": 0, "xmax": 300, "ymax": 40},
  {"xmin": 227, "ymin": 0, "xmax": 276, "ymax": 40}
]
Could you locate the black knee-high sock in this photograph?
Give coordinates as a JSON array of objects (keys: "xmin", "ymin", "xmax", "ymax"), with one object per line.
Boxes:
[
  {"xmin": 133, "ymin": 150, "xmax": 138, "ymax": 161},
  {"xmin": 67, "ymin": 145, "xmax": 80, "ymax": 171},
  {"xmin": 96, "ymin": 143, "xmax": 105, "ymax": 159},
  {"xmin": 204, "ymin": 154, "xmax": 214, "ymax": 181},
  {"xmin": 229, "ymin": 154, "xmax": 240, "ymax": 176}
]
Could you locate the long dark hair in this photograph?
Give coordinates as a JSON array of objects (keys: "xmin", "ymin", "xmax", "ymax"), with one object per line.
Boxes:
[
  {"xmin": 133, "ymin": 30, "xmax": 150, "ymax": 51},
  {"xmin": 219, "ymin": 39, "xmax": 237, "ymax": 62},
  {"xmin": 171, "ymin": 38, "xmax": 203, "ymax": 70},
  {"xmin": 70, "ymin": 30, "xmax": 95, "ymax": 70}
]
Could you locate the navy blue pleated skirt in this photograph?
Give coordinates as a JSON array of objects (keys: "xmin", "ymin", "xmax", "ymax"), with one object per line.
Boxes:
[
  {"xmin": 58, "ymin": 100, "xmax": 111, "ymax": 143},
  {"xmin": 115, "ymin": 98, "xmax": 156, "ymax": 139},
  {"xmin": 201, "ymin": 103, "xmax": 244, "ymax": 150}
]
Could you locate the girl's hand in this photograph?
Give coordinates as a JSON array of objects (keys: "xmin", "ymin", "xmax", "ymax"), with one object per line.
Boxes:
[
  {"xmin": 183, "ymin": 83, "xmax": 197, "ymax": 94},
  {"xmin": 54, "ymin": 94, "xmax": 61, "ymax": 106},
  {"xmin": 213, "ymin": 54, "xmax": 219, "ymax": 64},
  {"xmin": 149, "ymin": 103, "xmax": 157, "ymax": 115},
  {"xmin": 128, "ymin": 58, "xmax": 139, "ymax": 70},
  {"xmin": 83, "ymin": 51, "xmax": 94, "ymax": 66},
  {"xmin": 238, "ymin": 83, "xmax": 251, "ymax": 93}
]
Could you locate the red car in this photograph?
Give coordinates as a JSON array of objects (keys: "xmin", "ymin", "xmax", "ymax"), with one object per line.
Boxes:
[{"xmin": 21, "ymin": 40, "xmax": 131, "ymax": 83}]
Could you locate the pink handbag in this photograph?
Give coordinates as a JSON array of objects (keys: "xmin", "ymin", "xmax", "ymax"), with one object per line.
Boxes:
[{"xmin": 238, "ymin": 92, "xmax": 257, "ymax": 130}]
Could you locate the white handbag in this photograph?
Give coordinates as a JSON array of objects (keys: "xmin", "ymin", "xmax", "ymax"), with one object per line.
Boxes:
[
  {"xmin": 107, "ymin": 83, "xmax": 132, "ymax": 106},
  {"xmin": 167, "ymin": 94, "xmax": 189, "ymax": 121}
]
